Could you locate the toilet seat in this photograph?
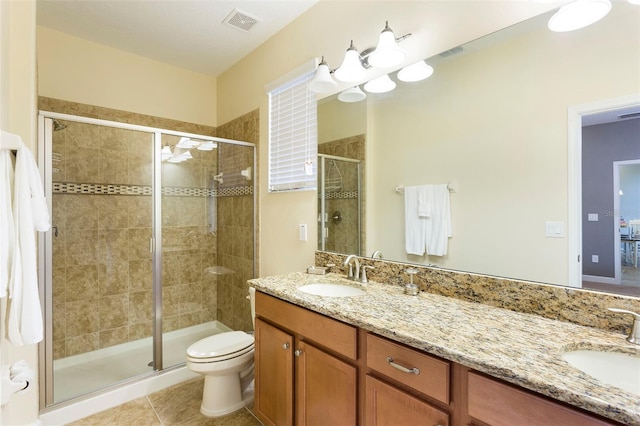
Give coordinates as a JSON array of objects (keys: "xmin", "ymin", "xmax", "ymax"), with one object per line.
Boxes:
[{"xmin": 187, "ymin": 331, "xmax": 254, "ymax": 362}]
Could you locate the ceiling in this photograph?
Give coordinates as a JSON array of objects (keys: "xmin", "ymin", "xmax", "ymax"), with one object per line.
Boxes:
[{"xmin": 36, "ymin": 0, "xmax": 318, "ymax": 76}]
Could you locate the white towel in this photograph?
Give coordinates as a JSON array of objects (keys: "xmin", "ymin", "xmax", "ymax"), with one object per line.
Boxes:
[
  {"xmin": 424, "ymin": 184, "xmax": 452, "ymax": 256},
  {"xmin": 404, "ymin": 184, "xmax": 452, "ymax": 257},
  {"xmin": 2, "ymin": 131, "xmax": 50, "ymax": 345},
  {"xmin": 404, "ymin": 186, "xmax": 426, "ymax": 255},
  {"xmin": 417, "ymin": 185, "xmax": 432, "ymax": 218}
]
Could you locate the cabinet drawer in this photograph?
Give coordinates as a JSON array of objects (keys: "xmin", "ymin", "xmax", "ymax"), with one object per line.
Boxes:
[
  {"xmin": 468, "ymin": 372, "xmax": 616, "ymax": 426},
  {"xmin": 255, "ymin": 291, "xmax": 357, "ymax": 360},
  {"xmin": 366, "ymin": 375, "xmax": 449, "ymax": 426},
  {"xmin": 367, "ymin": 333, "xmax": 450, "ymax": 404}
]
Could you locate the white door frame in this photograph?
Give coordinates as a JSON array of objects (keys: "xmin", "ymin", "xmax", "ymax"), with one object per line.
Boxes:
[
  {"xmin": 567, "ymin": 94, "xmax": 640, "ymax": 288},
  {"xmin": 614, "ymin": 160, "xmax": 640, "ymax": 282}
]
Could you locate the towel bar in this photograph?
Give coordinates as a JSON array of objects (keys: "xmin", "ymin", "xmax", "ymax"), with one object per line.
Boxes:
[{"xmin": 394, "ymin": 183, "xmax": 456, "ymax": 194}]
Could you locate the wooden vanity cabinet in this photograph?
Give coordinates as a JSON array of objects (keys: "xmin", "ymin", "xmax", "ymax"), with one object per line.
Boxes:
[
  {"xmin": 254, "ymin": 290, "xmax": 622, "ymax": 426},
  {"xmin": 467, "ymin": 372, "xmax": 620, "ymax": 426},
  {"xmin": 254, "ymin": 292, "xmax": 358, "ymax": 426},
  {"xmin": 365, "ymin": 333, "xmax": 451, "ymax": 426}
]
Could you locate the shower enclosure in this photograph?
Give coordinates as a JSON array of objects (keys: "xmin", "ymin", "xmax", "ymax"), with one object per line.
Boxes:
[
  {"xmin": 317, "ymin": 154, "xmax": 362, "ymax": 255},
  {"xmin": 37, "ymin": 113, "xmax": 256, "ymax": 407}
]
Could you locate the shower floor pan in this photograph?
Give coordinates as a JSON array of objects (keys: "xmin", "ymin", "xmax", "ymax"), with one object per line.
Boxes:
[{"xmin": 53, "ymin": 321, "xmax": 231, "ymax": 403}]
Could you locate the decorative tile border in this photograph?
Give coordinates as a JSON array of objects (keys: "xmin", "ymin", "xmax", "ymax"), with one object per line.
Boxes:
[
  {"xmin": 53, "ymin": 182, "xmax": 252, "ymax": 197},
  {"xmin": 321, "ymin": 190, "xmax": 359, "ymax": 200}
]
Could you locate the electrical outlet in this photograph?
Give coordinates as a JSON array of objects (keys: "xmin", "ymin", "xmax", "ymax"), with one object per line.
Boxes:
[{"xmin": 592, "ymin": 255, "xmax": 599, "ymax": 263}]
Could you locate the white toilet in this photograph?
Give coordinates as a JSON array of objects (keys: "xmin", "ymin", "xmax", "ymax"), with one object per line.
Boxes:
[{"xmin": 186, "ymin": 288, "xmax": 256, "ymax": 417}]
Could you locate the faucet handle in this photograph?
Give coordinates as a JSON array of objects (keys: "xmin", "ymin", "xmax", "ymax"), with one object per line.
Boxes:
[
  {"xmin": 361, "ymin": 265, "xmax": 374, "ymax": 283},
  {"xmin": 346, "ymin": 263, "xmax": 354, "ymax": 279},
  {"xmin": 608, "ymin": 308, "xmax": 640, "ymax": 345}
]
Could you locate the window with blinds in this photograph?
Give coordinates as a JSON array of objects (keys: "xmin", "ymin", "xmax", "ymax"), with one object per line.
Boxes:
[{"xmin": 268, "ymin": 71, "xmax": 317, "ymax": 192}]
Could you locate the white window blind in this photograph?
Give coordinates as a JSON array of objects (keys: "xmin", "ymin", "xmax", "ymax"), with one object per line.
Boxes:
[{"xmin": 268, "ymin": 71, "xmax": 317, "ymax": 192}]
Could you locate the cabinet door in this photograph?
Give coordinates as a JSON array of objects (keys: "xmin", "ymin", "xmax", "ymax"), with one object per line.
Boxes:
[
  {"xmin": 467, "ymin": 372, "xmax": 615, "ymax": 426},
  {"xmin": 295, "ymin": 340, "xmax": 357, "ymax": 426},
  {"xmin": 366, "ymin": 375, "xmax": 449, "ymax": 426},
  {"xmin": 255, "ymin": 318, "xmax": 294, "ymax": 426}
]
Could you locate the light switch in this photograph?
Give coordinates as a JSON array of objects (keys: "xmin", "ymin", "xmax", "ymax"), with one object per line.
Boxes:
[
  {"xmin": 545, "ymin": 221, "xmax": 565, "ymax": 238},
  {"xmin": 592, "ymin": 255, "xmax": 599, "ymax": 263},
  {"xmin": 298, "ymin": 224, "xmax": 308, "ymax": 241},
  {"xmin": 588, "ymin": 213, "xmax": 598, "ymax": 222}
]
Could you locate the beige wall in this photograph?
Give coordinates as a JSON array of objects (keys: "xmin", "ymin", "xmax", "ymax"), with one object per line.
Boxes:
[
  {"xmin": 217, "ymin": 1, "xmax": 562, "ymax": 277},
  {"xmin": 37, "ymin": 27, "xmax": 217, "ymax": 127},
  {"xmin": 368, "ymin": 4, "xmax": 639, "ymax": 286},
  {"xmin": 1, "ymin": 1, "xmax": 40, "ymax": 425},
  {"xmin": 318, "ymin": 99, "xmax": 366, "ymax": 144}
]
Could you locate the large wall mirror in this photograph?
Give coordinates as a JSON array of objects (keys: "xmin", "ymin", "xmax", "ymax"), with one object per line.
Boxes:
[{"xmin": 318, "ymin": 4, "xmax": 640, "ymax": 296}]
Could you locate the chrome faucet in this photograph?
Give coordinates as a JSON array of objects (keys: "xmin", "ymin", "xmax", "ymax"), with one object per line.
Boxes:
[
  {"xmin": 343, "ymin": 255, "xmax": 360, "ymax": 281},
  {"xmin": 371, "ymin": 250, "xmax": 383, "ymax": 259},
  {"xmin": 608, "ymin": 308, "xmax": 640, "ymax": 345},
  {"xmin": 361, "ymin": 265, "xmax": 374, "ymax": 283}
]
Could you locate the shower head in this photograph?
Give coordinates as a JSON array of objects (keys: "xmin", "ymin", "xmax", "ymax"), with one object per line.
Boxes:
[{"xmin": 52, "ymin": 119, "xmax": 67, "ymax": 131}]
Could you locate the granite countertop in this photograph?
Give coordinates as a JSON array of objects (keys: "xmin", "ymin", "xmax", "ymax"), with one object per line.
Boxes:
[{"xmin": 248, "ymin": 272, "xmax": 640, "ymax": 425}]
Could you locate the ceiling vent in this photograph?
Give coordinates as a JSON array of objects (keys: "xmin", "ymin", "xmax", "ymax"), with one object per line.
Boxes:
[
  {"xmin": 618, "ymin": 111, "xmax": 640, "ymax": 120},
  {"xmin": 439, "ymin": 46, "xmax": 463, "ymax": 58},
  {"xmin": 223, "ymin": 9, "xmax": 259, "ymax": 32}
]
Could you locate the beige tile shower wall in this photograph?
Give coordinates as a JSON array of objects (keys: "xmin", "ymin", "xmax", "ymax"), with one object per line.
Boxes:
[
  {"xmin": 318, "ymin": 135, "xmax": 366, "ymax": 255},
  {"xmin": 215, "ymin": 110, "xmax": 258, "ymax": 332}
]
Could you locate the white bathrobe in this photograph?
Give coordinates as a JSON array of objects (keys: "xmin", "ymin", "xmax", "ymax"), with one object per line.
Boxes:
[
  {"xmin": 0, "ymin": 130, "xmax": 20, "ymax": 298},
  {"xmin": 1, "ymin": 130, "xmax": 50, "ymax": 345}
]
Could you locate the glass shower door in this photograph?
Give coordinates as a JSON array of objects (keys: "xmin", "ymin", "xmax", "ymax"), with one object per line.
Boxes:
[
  {"xmin": 318, "ymin": 154, "xmax": 362, "ymax": 255},
  {"xmin": 43, "ymin": 117, "xmax": 155, "ymax": 404},
  {"xmin": 159, "ymin": 135, "xmax": 256, "ymax": 368},
  {"xmin": 160, "ymin": 134, "xmax": 223, "ymax": 368}
]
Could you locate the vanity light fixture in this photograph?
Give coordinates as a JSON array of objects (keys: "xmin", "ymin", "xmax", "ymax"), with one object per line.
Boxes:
[
  {"xmin": 334, "ymin": 40, "xmax": 368, "ymax": 83},
  {"xmin": 364, "ymin": 74, "xmax": 396, "ymax": 93},
  {"xmin": 367, "ymin": 21, "xmax": 406, "ymax": 68},
  {"xmin": 397, "ymin": 60, "xmax": 434, "ymax": 82},
  {"xmin": 309, "ymin": 56, "xmax": 338, "ymax": 93},
  {"xmin": 168, "ymin": 149, "xmax": 193, "ymax": 163},
  {"xmin": 338, "ymin": 86, "xmax": 367, "ymax": 103},
  {"xmin": 197, "ymin": 141, "xmax": 217, "ymax": 151},
  {"xmin": 548, "ymin": 0, "xmax": 612, "ymax": 32},
  {"xmin": 161, "ymin": 146, "xmax": 173, "ymax": 161},
  {"xmin": 309, "ymin": 22, "xmax": 411, "ymax": 93},
  {"xmin": 176, "ymin": 137, "xmax": 200, "ymax": 149}
]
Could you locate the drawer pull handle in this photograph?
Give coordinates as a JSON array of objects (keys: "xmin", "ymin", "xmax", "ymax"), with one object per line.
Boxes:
[
  {"xmin": 386, "ymin": 357, "xmax": 420, "ymax": 375},
  {"xmin": 282, "ymin": 343, "xmax": 290, "ymax": 350}
]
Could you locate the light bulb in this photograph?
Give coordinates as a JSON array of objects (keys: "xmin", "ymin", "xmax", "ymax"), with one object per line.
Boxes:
[
  {"xmin": 368, "ymin": 22, "xmax": 406, "ymax": 68},
  {"xmin": 334, "ymin": 41, "xmax": 367, "ymax": 83}
]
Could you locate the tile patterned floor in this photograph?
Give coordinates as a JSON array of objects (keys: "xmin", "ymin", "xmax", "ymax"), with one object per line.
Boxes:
[{"xmin": 68, "ymin": 378, "xmax": 262, "ymax": 426}]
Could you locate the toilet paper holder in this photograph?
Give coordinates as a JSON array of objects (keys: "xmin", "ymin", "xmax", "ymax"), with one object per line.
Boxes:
[{"xmin": 1, "ymin": 360, "xmax": 33, "ymax": 406}]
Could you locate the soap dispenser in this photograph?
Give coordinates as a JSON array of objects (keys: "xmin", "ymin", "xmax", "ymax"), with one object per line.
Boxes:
[{"xmin": 404, "ymin": 268, "xmax": 419, "ymax": 296}]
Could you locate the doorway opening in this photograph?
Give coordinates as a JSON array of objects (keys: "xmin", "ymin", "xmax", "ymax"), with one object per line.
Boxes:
[{"xmin": 568, "ymin": 95, "xmax": 640, "ymax": 296}]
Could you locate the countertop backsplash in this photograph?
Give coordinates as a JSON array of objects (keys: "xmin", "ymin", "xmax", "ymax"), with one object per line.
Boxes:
[{"xmin": 315, "ymin": 251, "xmax": 640, "ymax": 335}]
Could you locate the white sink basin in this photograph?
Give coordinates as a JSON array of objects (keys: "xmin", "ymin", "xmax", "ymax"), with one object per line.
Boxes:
[
  {"xmin": 562, "ymin": 349, "xmax": 640, "ymax": 395},
  {"xmin": 298, "ymin": 283, "xmax": 365, "ymax": 297}
]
